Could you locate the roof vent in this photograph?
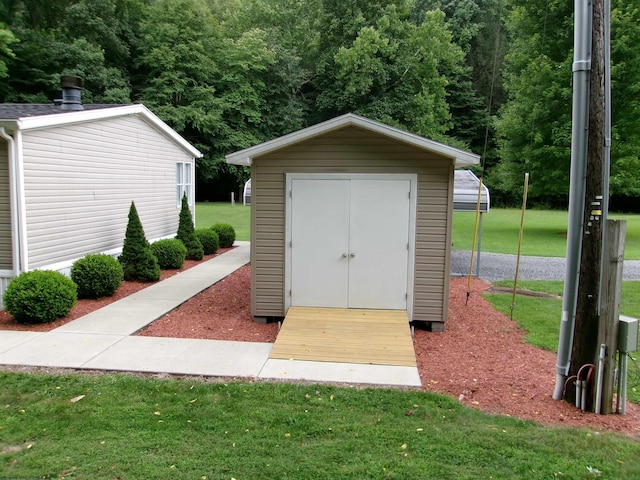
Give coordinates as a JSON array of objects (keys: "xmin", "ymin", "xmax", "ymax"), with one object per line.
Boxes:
[{"xmin": 59, "ymin": 75, "xmax": 84, "ymax": 111}]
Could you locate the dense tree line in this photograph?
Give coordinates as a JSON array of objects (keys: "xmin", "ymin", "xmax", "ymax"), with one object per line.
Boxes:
[{"xmin": 0, "ymin": 0, "xmax": 638, "ymax": 207}]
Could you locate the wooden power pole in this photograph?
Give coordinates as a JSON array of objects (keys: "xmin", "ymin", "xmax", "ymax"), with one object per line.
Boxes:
[{"xmin": 566, "ymin": 0, "xmax": 606, "ymax": 410}]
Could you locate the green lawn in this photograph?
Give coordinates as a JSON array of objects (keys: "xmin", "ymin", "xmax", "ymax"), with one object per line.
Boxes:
[
  {"xmin": 196, "ymin": 202, "xmax": 251, "ymax": 241},
  {"xmin": 453, "ymin": 209, "xmax": 640, "ymax": 259},
  {"xmin": 197, "ymin": 203, "xmax": 640, "ymax": 259},
  {"xmin": 2, "ymin": 372, "xmax": 639, "ymax": 479}
]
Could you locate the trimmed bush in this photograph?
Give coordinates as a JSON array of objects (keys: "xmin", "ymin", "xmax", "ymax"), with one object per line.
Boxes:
[
  {"xmin": 151, "ymin": 239, "xmax": 187, "ymax": 269},
  {"xmin": 196, "ymin": 228, "xmax": 219, "ymax": 255},
  {"xmin": 3, "ymin": 270, "xmax": 77, "ymax": 324},
  {"xmin": 176, "ymin": 193, "xmax": 204, "ymax": 260},
  {"xmin": 71, "ymin": 254, "xmax": 124, "ymax": 299},
  {"xmin": 118, "ymin": 201, "xmax": 160, "ymax": 282},
  {"xmin": 211, "ymin": 223, "xmax": 236, "ymax": 248}
]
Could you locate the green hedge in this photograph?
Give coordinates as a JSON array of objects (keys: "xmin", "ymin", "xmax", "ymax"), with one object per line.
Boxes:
[
  {"xmin": 3, "ymin": 270, "xmax": 77, "ymax": 324},
  {"xmin": 211, "ymin": 223, "xmax": 236, "ymax": 248},
  {"xmin": 71, "ymin": 254, "xmax": 124, "ymax": 299},
  {"xmin": 151, "ymin": 239, "xmax": 187, "ymax": 269},
  {"xmin": 196, "ymin": 228, "xmax": 219, "ymax": 255}
]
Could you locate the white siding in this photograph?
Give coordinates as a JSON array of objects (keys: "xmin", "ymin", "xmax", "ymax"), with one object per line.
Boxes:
[
  {"xmin": 0, "ymin": 139, "xmax": 11, "ymax": 270},
  {"xmin": 21, "ymin": 115, "xmax": 195, "ymax": 269}
]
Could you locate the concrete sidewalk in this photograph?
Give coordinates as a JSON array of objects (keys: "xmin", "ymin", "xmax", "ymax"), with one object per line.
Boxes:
[{"xmin": 0, "ymin": 242, "xmax": 421, "ymax": 388}]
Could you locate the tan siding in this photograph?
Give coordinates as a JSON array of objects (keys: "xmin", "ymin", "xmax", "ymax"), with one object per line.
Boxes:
[
  {"xmin": 21, "ymin": 115, "xmax": 194, "ymax": 269},
  {"xmin": 251, "ymin": 126, "xmax": 454, "ymax": 323},
  {"xmin": 0, "ymin": 139, "xmax": 11, "ymax": 269}
]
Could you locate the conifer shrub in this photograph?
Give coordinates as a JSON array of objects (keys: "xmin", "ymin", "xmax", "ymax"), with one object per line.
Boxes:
[
  {"xmin": 118, "ymin": 201, "xmax": 160, "ymax": 282},
  {"xmin": 151, "ymin": 239, "xmax": 187, "ymax": 269},
  {"xmin": 211, "ymin": 223, "xmax": 236, "ymax": 248},
  {"xmin": 196, "ymin": 228, "xmax": 219, "ymax": 255},
  {"xmin": 3, "ymin": 270, "xmax": 77, "ymax": 324},
  {"xmin": 71, "ymin": 253, "xmax": 124, "ymax": 299},
  {"xmin": 176, "ymin": 193, "xmax": 204, "ymax": 260}
]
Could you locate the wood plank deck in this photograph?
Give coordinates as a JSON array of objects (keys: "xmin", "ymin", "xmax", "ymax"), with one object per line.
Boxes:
[{"xmin": 269, "ymin": 307, "xmax": 417, "ymax": 366}]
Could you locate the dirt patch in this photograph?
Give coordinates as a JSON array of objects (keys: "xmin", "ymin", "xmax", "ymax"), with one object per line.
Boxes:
[{"xmin": 2, "ymin": 258, "xmax": 639, "ymax": 436}]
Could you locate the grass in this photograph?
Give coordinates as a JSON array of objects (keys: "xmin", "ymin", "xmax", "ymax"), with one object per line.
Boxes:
[
  {"xmin": 453, "ymin": 209, "xmax": 640, "ymax": 259},
  {"xmin": 2, "ymin": 372, "xmax": 640, "ymax": 479},
  {"xmin": 195, "ymin": 202, "xmax": 251, "ymax": 241},
  {"xmin": 485, "ymin": 280, "xmax": 640, "ymax": 405}
]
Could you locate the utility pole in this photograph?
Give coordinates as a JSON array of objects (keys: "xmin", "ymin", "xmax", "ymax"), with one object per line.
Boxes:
[
  {"xmin": 555, "ymin": 0, "xmax": 611, "ymax": 411},
  {"xmin": 568, "ymin": 0, "xmax": 606, "ymax": 411}
]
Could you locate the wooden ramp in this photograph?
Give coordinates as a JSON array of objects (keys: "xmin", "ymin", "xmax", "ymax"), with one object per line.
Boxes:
[{"xmin": 270, "ymin": 307, "xmax": 416, "ymax": 367}]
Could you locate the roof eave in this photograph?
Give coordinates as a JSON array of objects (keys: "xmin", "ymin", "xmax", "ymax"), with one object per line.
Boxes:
[{"xmin": 225, "ymin": 113, "xmax": 479, "ymax": 167}]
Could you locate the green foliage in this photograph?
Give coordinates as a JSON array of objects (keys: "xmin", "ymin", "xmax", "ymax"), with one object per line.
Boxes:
[
  {"xmin": 119, "ymin": 201, "xmax": 160, "ymax": 282},
  {"xmin": 70, "ymin": 253, "xmax": 124, "ymax": 299},
  {"xmin": 0, "ymin": 24, "xmax": 16, "ymax": 78},
  {"xmin": 196, "ymin": 228, "xmax": 219, "ymax": 255},
  {"xmin": 3, "ymin": 270, "xmax": 77, "ymax": 324},
  {"xmin": 493, "ymin": 0, "xmax": 640, "ymax": 203},
  {"xmin": 211, "ymin": 223, "xmax": 236, "ymax": 248},
  {"xmin": 150, "ymin": 238, "xmax": 187, "ymax": 269},
  {"xmin": 176, "ymin": 194, "xmax": 204, "ymax": 260}
]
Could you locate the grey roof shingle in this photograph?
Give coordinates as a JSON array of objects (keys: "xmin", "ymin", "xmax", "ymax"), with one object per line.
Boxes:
[{"xmin": 0, "ymin": 103, "xmax": 129, "ymax": 120}]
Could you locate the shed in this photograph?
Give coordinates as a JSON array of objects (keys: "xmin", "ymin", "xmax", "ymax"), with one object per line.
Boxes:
[
  {"xmin": 226, "ymin": 113, "xmax": 480, "ymax": 330},
  {"xmin": 0, "ymin": 90, "xmax": 201, "ymax": 307}
]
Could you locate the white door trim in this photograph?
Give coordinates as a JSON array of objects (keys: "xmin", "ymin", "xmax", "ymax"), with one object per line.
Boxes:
[{"xmin": 285, "ymin": 173, "xmax": 417, "ymax": 319}]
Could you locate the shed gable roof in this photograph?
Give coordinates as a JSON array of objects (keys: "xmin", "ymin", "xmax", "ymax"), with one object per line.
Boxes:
[
  {"xmin": 0, "ymin": 103, "xmax": 202, "ymax": 158},
  {"xmin": 226, "ymin": 113, "xmax": 480, "ymax": 167}
]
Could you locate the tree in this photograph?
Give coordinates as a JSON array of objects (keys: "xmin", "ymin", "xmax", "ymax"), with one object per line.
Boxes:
[
  {"xmin": 0, "ymin": 24, "xmax": 16, "ymax": 79},
  {"xmin": 494, "ymin": 0, "xmax": 640, "ymax": 205},
  {"xmin": 0, "ymin": 0, "xmax": 135, "ymax": 103},
  {"xmin": 313, "ymin": 2, "xmax": 464, "ymax": 140},
  {"xmin": 176, "ymin": 193, "xmax": 203, "ymax": 261},
  {"xmin": 119, "ymin": 201, "xmax": 160, "ymax": 282}
]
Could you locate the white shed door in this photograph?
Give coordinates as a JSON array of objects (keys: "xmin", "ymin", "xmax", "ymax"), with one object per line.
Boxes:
[{"xmin": 290, "ymin": 178, "xmax": 410, "ymax": 310}]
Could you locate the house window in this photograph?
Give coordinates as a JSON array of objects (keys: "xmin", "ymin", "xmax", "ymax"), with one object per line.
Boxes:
[{"xmin": 176, "ymin": 162, "xmax": 192, "ymax": 206}]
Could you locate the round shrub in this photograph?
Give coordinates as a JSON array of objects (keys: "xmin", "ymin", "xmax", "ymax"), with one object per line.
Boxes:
[
  {"xmin": 3, "ymin": 270, "xmax": 77, "ymax": 324},
  {"xmin": 211, "ymin": 223, "xmax": 236, "ymax": 248},
  {"xmin": 71, "ymin": 254, "xmax": 124, "ymax": 299},
  {"xmin": 196, "ymin": 228, "xmax": 219, "ymax": 255},
  {"xmin": 151, "ymin": 238, "xmax": 187, "ymax": 269}
]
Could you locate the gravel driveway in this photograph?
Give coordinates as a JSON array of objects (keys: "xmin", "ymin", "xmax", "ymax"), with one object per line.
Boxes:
[{"xmin": 451, "ymin": 250, "xmax": 640, "ymax": 281}]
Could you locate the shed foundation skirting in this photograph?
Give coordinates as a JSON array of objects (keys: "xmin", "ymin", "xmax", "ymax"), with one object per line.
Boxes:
[{"xmin": 0, "ymin": 273, "xmax": 12, "ymax": 309}]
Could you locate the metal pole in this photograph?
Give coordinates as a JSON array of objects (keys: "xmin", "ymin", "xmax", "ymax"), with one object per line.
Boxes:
[
  {"xmin": 553, "ymin": 0, "xmax": 592, "ymax": 400},
  {"xmin": 598, "ymin": 0, "xmax": 612, "ymax": 314}
]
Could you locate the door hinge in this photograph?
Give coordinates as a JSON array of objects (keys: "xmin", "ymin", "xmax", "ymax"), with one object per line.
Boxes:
[
  {"xmin": 405, "ymin": 293, "xmax": 408, "ymax": 300},
  {"xmin": 289, "ymin": 189, "xmax": 292, "ymax": 198},
  {"xmin": 289, "ymin": 289, "xmax": 292, "ymax": 297}
]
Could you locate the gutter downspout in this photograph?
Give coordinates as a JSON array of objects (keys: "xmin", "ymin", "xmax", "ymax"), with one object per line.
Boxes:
[
  {"xmin": 0, "ymin": 127, "xmax": 23, "ymax": 275},
  {"xmin": 553, "ymin": 0, "xmax": 592, "ymax": 400}
]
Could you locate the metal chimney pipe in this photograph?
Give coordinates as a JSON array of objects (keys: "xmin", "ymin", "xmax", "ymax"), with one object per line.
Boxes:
[{"xmin": 60, "ymin": 75, "xmax": 84, "ymax": 111}]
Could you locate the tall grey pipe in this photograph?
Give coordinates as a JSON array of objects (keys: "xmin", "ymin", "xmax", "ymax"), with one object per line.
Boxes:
[
  {"xmin": 598, "ymin": 0, "xmax": 612, "ymax": 315},
  {"xmin": 553, "ymin": 0, "xmax": 592, "ymax": 401}
]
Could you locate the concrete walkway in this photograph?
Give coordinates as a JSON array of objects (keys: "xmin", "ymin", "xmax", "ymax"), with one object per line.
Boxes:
[{"xmin": 0, "ymin": 242, "xmax": 421, "ymax": 388}]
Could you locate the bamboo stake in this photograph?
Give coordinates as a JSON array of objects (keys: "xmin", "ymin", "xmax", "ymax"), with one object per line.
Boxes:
[{"xmin": 510, "ymin": 173, "xmax": 530, "ymax": 318}]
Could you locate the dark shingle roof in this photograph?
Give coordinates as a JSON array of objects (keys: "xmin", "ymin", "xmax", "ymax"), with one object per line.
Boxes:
[{"xmin": 0, "ymin": 103, "xmax": 129, "ymax": 120}]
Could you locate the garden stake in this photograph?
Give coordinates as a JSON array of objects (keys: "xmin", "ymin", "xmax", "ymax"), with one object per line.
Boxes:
[{"xmin": 510, "ymin": 172, "xmax": 530, "ymax": 315}]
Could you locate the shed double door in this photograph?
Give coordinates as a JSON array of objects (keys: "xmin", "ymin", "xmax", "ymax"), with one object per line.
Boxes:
[{"xmin": 290, "ymin": 178, "xmax": 411, "ymax": 310}]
